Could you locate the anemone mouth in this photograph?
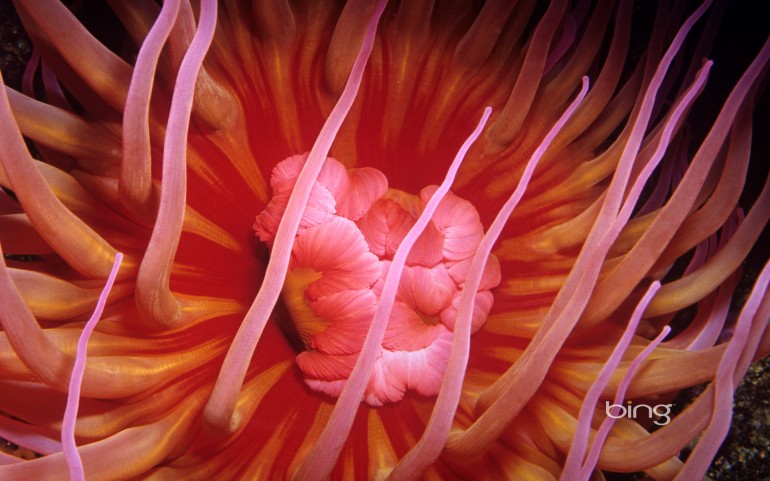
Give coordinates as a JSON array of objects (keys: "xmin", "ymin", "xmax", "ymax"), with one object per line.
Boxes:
[
  {"xmin": 252, "ymin": 152, "xmax": 502, "ymax": 407},
  {"xmin": 0, "ymin": 1, "xmax": 769, "ymax": 480}
]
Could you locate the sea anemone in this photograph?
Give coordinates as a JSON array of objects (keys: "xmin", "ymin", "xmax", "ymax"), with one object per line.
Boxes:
[{"xmin": 1, "ymin": 0, "xmax": 768, "ymax": 480}]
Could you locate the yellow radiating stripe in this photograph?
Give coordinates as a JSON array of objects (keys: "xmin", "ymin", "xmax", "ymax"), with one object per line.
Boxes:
[
  {"xmin": 484, "ymin": 345, "xmax": 525, "ymax": 363},
  {"xmin": 498, "ymin": 274, "xmax": 567, "ymax": 296},
  {"xmin": 171, "ymin": 263, "xmax": 217, "ymax": 279},
  {"xmin": 186, "ymin": 151, "xmax": 222, "ymax": 192},
  {"xmin": 367, "ymin": 411, "xmax": 398, "ymax": 479},
  {"xmin": 483, "ymin": 310, "xmax": 546, "ymax": 337},
  {"xmin": 246, "ymin": 412, "xmax": 295, "ymax": 479},
  {"xmin": 236, "ymin": 361, "xmax": 292, "ymax": 420},
  {"xmin": 290, "ymin": 403, "xmax": 334, "ymax": 476},
  {"xmin": 341, "ymin": 446, "xmax": 356, "ymax": 481},
  {"xmin": 183, "ymin": 205, "xmax": 244, "ymax": 252},
  {"xmin": 237, "ymin": 362, "xmax": 295, "ymax": 478},
  {"xmin": 193, "ymin": 124, "xmax": 270, "ymax": 203},
  {"xmin": 178, "ymin": 294, "xmax": 245, "ymax": 324}
]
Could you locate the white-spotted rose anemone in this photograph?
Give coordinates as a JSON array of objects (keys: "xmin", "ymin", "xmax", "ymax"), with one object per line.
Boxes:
[{"xmin": 1, "ymin": 0, "xmax": 769, "ymax": 480}]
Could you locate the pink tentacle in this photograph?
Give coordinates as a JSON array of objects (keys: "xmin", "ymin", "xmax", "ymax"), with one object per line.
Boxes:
[
  {"xmin": 389, "ymin": 77, "xmax": 590, "ymax": 481},
  {"xmin": 119, "ymin": 0, "xmax": 181, "ymax": 221},
  {"xmin": 559, "ymin": 280, "xmax": 662, "ymax": 479},
  {"xmin": 203, "ymin": 0, "xmax": 388, "ymax": 436},
  {"xmin": 135, "ymin": 0, "xmax": 218, "ymax": 328},
  {"xmin": 61, "ymin": 253, "xmax": 123, "ymax": 481}
]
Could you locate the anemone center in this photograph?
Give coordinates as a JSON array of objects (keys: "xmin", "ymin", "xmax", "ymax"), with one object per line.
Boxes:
[{"xmin": 254, "ymin": 154, "xmax": 500, "ymax": 406}]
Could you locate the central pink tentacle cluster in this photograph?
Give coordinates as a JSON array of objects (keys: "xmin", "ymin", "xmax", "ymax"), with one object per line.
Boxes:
[{"xmin": 255, "ymin": 154, "xmax": 500, "ymax": 405}]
